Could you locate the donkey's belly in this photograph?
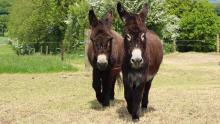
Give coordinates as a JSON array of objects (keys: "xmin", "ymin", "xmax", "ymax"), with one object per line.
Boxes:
[{"xmin": 146, "ymin": 73, "xmax": 154, "ymax": 82}]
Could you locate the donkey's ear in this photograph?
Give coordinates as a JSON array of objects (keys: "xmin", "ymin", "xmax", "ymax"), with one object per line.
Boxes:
[
  {"xmin": 139, "ymin": 3, "xmax": 148, "ymax": 22},
  {"xmin": 117, "ymin": 2, "xmax": 129, "ymax": 23},
  {"xmin": 89, "ymin": 9, "xmax": 98, "ymax": 27},
  {"xmin": 105, "ymin": 10, "xmax": 113, "ymax": 26}
]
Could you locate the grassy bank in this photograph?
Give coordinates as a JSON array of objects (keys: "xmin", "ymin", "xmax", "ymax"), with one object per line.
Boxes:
[{"xmin": 0, "ymin": 44, "xmax": 79, "ymax": 73}]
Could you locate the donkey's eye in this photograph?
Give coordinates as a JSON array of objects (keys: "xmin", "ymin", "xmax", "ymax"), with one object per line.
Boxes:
[
  {"xmin": 141, "ymin": 33, "xmax": 145, "ymax": 41},
  {"xmin": 126, "ymin": 34, "xmax": 131, "ymax": 41},
  {"xmin": 103, "ymin": 44, "xmax": 107, "ymax": 48},
  {"xmin": 96, "ymin": 44, "xmax": 100, "ymax": 49}
]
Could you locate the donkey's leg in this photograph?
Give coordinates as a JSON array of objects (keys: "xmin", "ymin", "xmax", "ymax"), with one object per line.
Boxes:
[
  {"xmin": 92, "ymin": 69, "xmax": 102, "ymax": 103},
  {"xmin": 132, "ymin": 83, "xmax": 145, "ymax": 121},
  {"xmin": 101, "ymin": 71, "xmax": 112, "ymax": 106},
  {"xmin": 142, "ymin": 79, "xmax": 153, "ymax": 109},
  {"xmin": 110, "ymin": 76, "xmax": 116, "ymax": 100},
  {"xmin": 124, "ymin": 81, "xmax": 132, "ymax": 114}
]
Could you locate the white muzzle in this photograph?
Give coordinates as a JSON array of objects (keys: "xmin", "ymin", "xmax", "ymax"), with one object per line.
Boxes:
[{"xmin": 130, "ymin": 48, "xmax": 143, "ymax": 69}]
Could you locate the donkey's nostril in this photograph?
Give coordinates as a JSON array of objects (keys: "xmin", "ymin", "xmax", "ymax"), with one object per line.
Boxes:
[
  {"xmin": 131, "ymin": 58, "xmax": 135, "ymax": 63},
  {"xmin": 138, "ymin": 58, "xmax": 143, "ymax": 63},
  {"xmin": 131, "ymin": 58, "xmax": 143, "ymax": 64}
]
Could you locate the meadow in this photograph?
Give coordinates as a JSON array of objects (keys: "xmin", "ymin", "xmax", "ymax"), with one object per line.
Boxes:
[
  {"xmin": 0, "ymin": 52, "xmax": 220, "ymax": 124},
  {"xmin": 0, "ymin": 37, "xmax": 79, "ymax": 73}
]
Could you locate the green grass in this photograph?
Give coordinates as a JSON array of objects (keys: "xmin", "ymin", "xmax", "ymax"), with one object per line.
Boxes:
[
  {"xmin": 0, "ymin": 44, "xmax": 79, "ymax": 73},
  {"xmin": 0, "ymin": 37, "xmax": 9, "ymax": 44}
]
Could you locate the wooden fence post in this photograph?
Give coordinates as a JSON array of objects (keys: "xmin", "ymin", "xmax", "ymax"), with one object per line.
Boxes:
[
  {"xmin": 33, "ymin": 48, "xmax": 35, "ymax": 54},
  {"xmin": 46, "ymin": 46, "xmax": 48, "ymax": 55},
  {"xmin": 173, "ymin": 39, "xmax": 176, "ymax": 52},
  {"xmin": 28, "ymin": 49, "xmax": 31, "ymax": 55},
  {"xmin": 217, "ymin": 34, "xmax": 219, "ymax": 53},
  {"xmin": 40, "ymin": 46, "xmax": 43, "ymax": 54},
  {"xmin": 85, "ymin": 29, "xmax": 91, "ymax": 71},
  {"xmin": 61, "ymin": 41, "xmax": 64, "ymax": 61}
]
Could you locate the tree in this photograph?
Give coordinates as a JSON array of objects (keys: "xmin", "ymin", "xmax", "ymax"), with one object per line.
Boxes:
[
  {"xmin": 0, "ymin": 0, "xmax": 14, "ymax": 36},
  {"xmin": 87, "ymin": 0, "xmax": 179, "ymax": 40},
  {"xmin": 165, "ymin": 0, "xmax": 220, "ymax": 52},
  {"xmin": 8, "ymin": 0, "xmax": 76, "ymax": 54},
  {"xmin": 64, "ymin": 0, "xmax": 89, "ymax": 52}
]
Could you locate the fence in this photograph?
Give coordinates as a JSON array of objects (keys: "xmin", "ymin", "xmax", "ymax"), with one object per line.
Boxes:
[
  {"xmin": 171, "ymin": 34, "xmax": 220, "ymax": 53},
  {"xmin": 7, "ymin": 39, "xmax": 85, "ymax": 62},
  {"xmin": 3, "ymin": 32, "xmax": 219, "ymax": 71}
]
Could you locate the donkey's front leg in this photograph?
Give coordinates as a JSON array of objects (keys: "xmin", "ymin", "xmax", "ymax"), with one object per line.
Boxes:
[
  {"xmin": 92, "ymin": 69, "xmax": 102, "ymax": 103},
  {"xmin": 132, "ymin": 83, "xmax": 145, "ymax": 121},
  {"xmin": 110, "ymin": 76, "xmax": 116, "ymax": 100},
  {"xmin": 124, "ymin": 81, "xmax": 132, "ymax": 114},
  {"xmin": 101, "ymin": 71, "xmax": 112, "ymax": 106},
  {"xmin": 142, "ymin": 79, "xmax": 153, "ymax": 110}
]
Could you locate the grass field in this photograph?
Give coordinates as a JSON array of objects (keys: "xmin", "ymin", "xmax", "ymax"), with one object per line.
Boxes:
[
  {"xmin": 0, "ymin": 37, "xmax": 9, "ymax": 44},
  {"xmin": 0, "ymin": 43, "xmax": 79, "ymax": 73},
  {"xmin": 0, "ymin": 52, "xmax": 220, "ymax": 124}
]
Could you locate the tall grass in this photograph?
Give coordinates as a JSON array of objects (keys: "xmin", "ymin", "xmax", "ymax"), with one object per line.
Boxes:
[{"xmin": 0, "ymin": 44, "xmax": 78, "ymax": 73}]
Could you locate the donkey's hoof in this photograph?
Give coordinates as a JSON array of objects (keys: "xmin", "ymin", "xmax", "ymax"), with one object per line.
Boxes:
[
  {"xmin": 141, "ymin": 107, "xmax": 148, "ymax": 113},
  {"xmin": 110, "ymin": 97, "xmax": 114, "ymax": 101},
  {"xmin": 101, "ymin": 101, "xmax": 110, "ymax": 107},
  {"xmin": 127, "ymin": 107, "xmax": 132, "ymax": 114},
  {"xmin": 132, "ymin": 118, "xmax": 139, "ymax": 123}
]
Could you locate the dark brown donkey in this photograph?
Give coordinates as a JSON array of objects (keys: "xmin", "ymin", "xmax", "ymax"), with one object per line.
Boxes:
[
  {"xmin": 87, "ymin": 10, "xmax": 124, "ymax": 106},
  {"xmin": 117, "ymin": 3, "xmax": 163, "ymax": 121}
]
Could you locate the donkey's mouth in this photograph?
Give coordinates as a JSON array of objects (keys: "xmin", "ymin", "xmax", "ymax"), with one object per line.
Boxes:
[
  {"xmin": 130, "ymin": 48, "xmax": 143, "ymax": 69},
  {"xmin": 131, "ymin": 62, "xmax": 143, "ymax": 69},
  {"xmin": 97, "ymin": 63, "xmax": 108, "ymax": 71},
  {"xmin": 97, "ymin": 54, "xmax": 108, "ymax": 71}
]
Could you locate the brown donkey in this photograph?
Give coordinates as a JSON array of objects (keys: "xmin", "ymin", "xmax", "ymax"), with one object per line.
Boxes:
[
  {"xmin": 87, "ymin": 10, "xmax": 124, "ymax": 106},
  {"xmin": 117, "ymin": 3, "xmax": 163, "ymax": 121}
]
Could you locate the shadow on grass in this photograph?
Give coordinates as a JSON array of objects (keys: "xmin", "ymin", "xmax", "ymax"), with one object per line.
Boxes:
[
  {"xmin": 89, "ymin": 99, "xmax": 124, "ymax": 111},
  {"xmin": 116, "ymin": 105, "xmax": 156, "ymax": 121},
  {"xmin": 89, "ymin": 99, "xmax": 103, "ymax": 111}
]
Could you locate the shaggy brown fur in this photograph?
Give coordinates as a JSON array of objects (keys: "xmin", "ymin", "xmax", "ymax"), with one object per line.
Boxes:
[
  {"xmin": 87, "ymin": 10, "xmax": 124, "ymax": 106},
  {"xmin": 117, "ymin": 2, "xmax": 163, "ymax": 121}
]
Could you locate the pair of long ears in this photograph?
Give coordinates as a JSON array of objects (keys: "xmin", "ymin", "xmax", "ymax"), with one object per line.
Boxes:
[
  {"xmin": 117, "ymin": 2, "xmax": 149, "ymax": 23},
  {"xmin": 89, "ymin": 10, "xmax": 113, "ymax": 28},
  {"xmin": 89, "ymin": 2, "xmax": 149, "ymax": 27}
]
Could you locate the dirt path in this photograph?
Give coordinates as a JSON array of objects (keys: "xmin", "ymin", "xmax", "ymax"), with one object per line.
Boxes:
[{"xmin": 0, "ymin": 52, "xmax": 220, "ymax": 124}]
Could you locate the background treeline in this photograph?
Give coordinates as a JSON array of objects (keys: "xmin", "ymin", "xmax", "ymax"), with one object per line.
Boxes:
[
  {"xmin": 0, "ymin": 0, "xmax": 14, "ymax": 36},
  {"xmin": 3, "ymin": 0, "xmax": 220, "ymax": 54}
]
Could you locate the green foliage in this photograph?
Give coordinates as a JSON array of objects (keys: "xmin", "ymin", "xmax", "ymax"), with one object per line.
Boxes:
[
  {"xmin": 7, "ymin": 0, "xmax": 219, "ymax": 54},
  {"xmin": 85, "ymin": 0, "xmax": 179, "ymax": 54},
  {"xmin": 165, "ymin": 0, "xmax": 220, "ymax": 52},
  {"xmin": 163, "ymin": 43, "xmax": 175, "ymax": 54},
  {"xmin": 0, "ymin": 0, "xmax": 14, "ymax": 36},
  {"xmin": 64, "ymin": 0, "xmax": 89, "ymax": 53},
  {"xmin": 87, "ymin": 0, "xmax": 180, "ymax": 39},
  {"xmin": 8, "ymin": 0, "xmax": 72, "ymax": 54}
]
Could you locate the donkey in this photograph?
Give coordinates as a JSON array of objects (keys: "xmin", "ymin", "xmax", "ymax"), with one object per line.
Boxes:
[
  {"xmin": 87, "ymin": 10, "xmax": 124, "ymax": 106},
  {"xmin": 117, "ymin": 3, "xmax": 163, "ymax": 121}
]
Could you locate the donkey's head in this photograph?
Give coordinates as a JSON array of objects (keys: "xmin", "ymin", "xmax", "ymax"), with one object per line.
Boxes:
[
  {"xmin": 117, "ymin": 3, "xmax": 148, "ymax": 69},
  {"xmin": 89, "ymin": 10, "xmax": 114, "ymax": 71}
]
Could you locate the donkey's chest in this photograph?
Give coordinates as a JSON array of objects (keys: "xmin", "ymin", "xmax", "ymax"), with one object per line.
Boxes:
[
  {"xmin": 127, "ymin": 72, "xmax": 145, "ymax": 87},
  {"xmin": 127, "ymin": 72, "xmax": 154, "ymax": 87}
]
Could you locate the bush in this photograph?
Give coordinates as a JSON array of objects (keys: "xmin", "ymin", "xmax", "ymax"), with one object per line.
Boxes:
[
  {"xmin": 8, "ymin": 0, "xmax": 68, "ymax": 54},
  {"xmin": 165, "ymin": 0, "xmax": 220, "ymax": 52},
  {"xmin": 163, "ymin": 43, "xmax": 175, "ymax": 54}
]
